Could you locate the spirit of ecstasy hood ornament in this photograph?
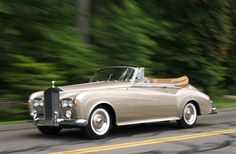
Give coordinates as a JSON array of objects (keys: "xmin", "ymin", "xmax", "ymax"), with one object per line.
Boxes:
[{"xmin": 51, "ymin": 81, "xmax": 55, "ymax": 88}]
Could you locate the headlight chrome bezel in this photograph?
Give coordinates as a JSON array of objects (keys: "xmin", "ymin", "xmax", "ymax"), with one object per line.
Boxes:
[
  {"xmin": 61, "ymin": 98, "xmax": 73, "ymax": 108},
  {"xmin": 32, "ymin": 98, "xmax": 44, "ymax": 108},
  {"xmin": 65, "ymin": 110, "xmax": 72, "ymax": 118}
]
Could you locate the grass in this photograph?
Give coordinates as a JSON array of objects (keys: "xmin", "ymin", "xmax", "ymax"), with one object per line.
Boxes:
[
  {"xmin": 0, "ymin": 120, "xmax": 26, "ymax": 126},
  {"xmin": 213, "ymin": 97, "xmax": 236, "ymax": 108}
]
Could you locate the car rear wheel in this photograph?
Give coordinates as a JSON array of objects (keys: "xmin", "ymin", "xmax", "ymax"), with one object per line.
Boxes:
[
  {"xmin": 37, "ymin": 126, "xmax": 62, "ymax": 135},
  {"xmin": 83, "ymin": 107, "xmax": 112, "ymax": 139},
  {"xmin": 177, "ymin": 103, "xmax": 197, "ymax": 128}
]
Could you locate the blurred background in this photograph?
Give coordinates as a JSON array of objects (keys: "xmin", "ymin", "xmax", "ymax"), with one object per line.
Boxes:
[{"xmin": 0, "ymin": 0, "xmax": 236, "ymax": 122}]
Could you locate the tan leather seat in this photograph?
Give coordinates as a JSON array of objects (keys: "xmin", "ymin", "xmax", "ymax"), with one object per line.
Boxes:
[{"xmin": 144, "ymin": 76, "xmax": 189, "ymax": 87}]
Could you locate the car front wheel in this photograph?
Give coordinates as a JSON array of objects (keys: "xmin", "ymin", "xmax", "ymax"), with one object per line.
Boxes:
[
  {"xmin": 83, "ymin": 107, "xmax": 112, "ymax": 139},
  {"xmin": 177, "ymin": 103, "xmax": 197, "ymax": 128},
  {"xmin": 37, "ymin": 126, "xmax": 62, "ymax": 135}
]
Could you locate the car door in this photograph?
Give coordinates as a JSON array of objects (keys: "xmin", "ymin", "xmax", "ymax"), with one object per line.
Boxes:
[{"xmin": 125, "ymin": 83, "xmax": 179, "ymax": 122}]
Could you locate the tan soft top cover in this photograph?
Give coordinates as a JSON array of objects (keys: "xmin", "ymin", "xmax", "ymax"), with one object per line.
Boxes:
[{"xmin": 144, "ymin": 76, "xmax": 189, "ymax": 87}]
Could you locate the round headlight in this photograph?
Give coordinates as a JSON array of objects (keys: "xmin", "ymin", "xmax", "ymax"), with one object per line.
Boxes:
[
  {"xmin": 68, "ymin": 101, "xmax": 73, "ymax": 107},
  {"xmin": 33, "ymin": 102, "xmax": 39, "ymax": 107},
  {"xmin": 62, "ymin": 101, "xmax": 68, "ymax": 108},
  {"xmin": 39, "ymin": 102, "xmax": 44, "ymax": 106},
  {"xmin": 33, "ymin": 99, "xmax": 44, "ymax": 107},
  {"xmin": 65, "ymin": 110, "xmax": 72, "ymax": 118},
  {"xmin": 62, "ymin": 99, "xmax": 73, "ymax": 108}
]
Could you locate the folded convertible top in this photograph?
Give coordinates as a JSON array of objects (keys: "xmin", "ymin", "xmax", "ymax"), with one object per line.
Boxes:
[{"xmin": 144, "ymin": 76, "xmax": 189, "ymax": 87}]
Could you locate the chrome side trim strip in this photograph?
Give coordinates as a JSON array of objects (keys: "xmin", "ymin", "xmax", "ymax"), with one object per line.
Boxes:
[{"xmin": 117, "ymin": 117, "xmax": 180, "ymax": 126}]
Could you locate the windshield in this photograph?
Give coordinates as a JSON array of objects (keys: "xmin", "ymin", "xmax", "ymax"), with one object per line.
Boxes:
[{"xmin": 90, "ymin": 67, "xmax": 135, "ymax": 82}]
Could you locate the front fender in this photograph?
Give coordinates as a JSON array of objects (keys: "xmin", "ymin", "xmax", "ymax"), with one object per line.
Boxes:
[{"xmin": 74, "ymin": 91, "xmax": 116, "ymax": 121}]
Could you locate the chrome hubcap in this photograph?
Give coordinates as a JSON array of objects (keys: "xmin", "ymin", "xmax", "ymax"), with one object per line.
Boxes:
[
  {"xmin": 91, "ymin": 108, "xmax": 110, "ymax": 135},
  {"xmin": 184, "ymin": 103, "xmax": 197, "ymax": 125}
]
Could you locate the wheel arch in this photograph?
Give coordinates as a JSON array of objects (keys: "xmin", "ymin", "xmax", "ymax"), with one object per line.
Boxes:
[
  {"xmin": 88, "ymin": 102, "xmax": 117, "ymax": 127},
  {"xmin": 185, "ymin": 100, "xmax": 201, "ymax": 116}
]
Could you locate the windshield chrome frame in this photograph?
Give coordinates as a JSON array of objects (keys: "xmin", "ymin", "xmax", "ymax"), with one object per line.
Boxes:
[
  {"xmin": 90, "ymin": 66, "xmax": 138, "ymax": 83},
  {"xmin": 131, "ymin": 67, "xmax": 144, "ymax": 84}
]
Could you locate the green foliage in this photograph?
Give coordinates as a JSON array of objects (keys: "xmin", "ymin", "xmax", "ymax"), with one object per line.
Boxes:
[
  {"xmin": 3, "ymin": 55, "xmax": 64, "ymax": 98},
  {"xmin": 226, "ymin": 42, "xmax": 236, "ymax": 94},
  {"xmin": 0, "ymin": 0, "xmax": 235, "ymax": 100},
  {"xmin": 0, "ymin": 120, "xmax": 26, "ymax": 125},
  {"xmin": 184, "ymin": 0, "xmax": 230, "ymax": 95},
  {"xmin": 0, "ymin": 102, "xmax": 28, "ymax": 121},
  {"xmin": 0, "ymin": 0, "xmax": 97, "ymax": 99},
  {"xmin": 225, "ymin": 0, "xmax": 236, "ymax": 94},
  {"xmin": 213, "ymin": 96, "xmax": 236, "ymax": 108},
  {"xmin": 91, "ymin": 0, "xmax": 156, "ymax": 70},
  {"xmin": 137, "ymin": 0, "xmax": 230, "ymax": 95},
  {"xmin": 41, "ymin": 28, "xmax": 99, "ymax": 83}
]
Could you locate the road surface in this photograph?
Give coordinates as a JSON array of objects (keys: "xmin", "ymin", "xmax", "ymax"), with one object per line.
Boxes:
[{"xmin": 0, "ymin": 109, "xmax": 236, "ymax": 154}]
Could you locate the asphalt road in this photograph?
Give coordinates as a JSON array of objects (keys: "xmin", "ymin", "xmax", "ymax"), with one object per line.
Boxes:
[{"xmin": 0, "ymin": 109, "xmax": 236, "ymax": 154}]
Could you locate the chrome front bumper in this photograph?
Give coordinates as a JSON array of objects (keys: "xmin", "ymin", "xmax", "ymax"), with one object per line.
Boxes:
[
  {"xmin": 210, "ymin": 100, "xmax": 217, "ymax": 114},
  {"xmin": 34, "ymin": 119, "xmax": 88, "ymax": 127},
  {"xmin": 31, "ymin": 111, "xmax": 88, "ymax": 127}
]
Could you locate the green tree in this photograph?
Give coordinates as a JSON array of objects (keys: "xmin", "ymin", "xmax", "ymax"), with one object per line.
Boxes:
[
  {"xmin": 138, "ymin": 0, "xmax": 230, "ymax": 95},
  {"xmin": 0, "ymin": 0, "xmax": 98, "ymax": 99},
  {"xmin": 3, "ymin": 55, "xmax": 64, "ymax": 99},
  {"xmin": 91, "ymin": 0, "xmax": 156, "ymax": 70},
  {"xmin": 42, "ymin": 28, "xmax": 99, "ymax": 83},
  {"xmin": 225, "ymin": 0, "xmax": 236, "ymax": 94}
]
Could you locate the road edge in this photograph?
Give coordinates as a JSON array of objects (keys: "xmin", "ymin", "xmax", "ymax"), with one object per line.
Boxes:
[{"xmin": 0, "ymin": 123, "xmax": 35, "ymax": 132}]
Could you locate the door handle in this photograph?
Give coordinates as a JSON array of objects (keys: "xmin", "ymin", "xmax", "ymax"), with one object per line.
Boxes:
[
  {"xmin": 162, "ymin": 86, "xmax": 168, "ymax": 92},
  {"xmin": 161, "ymin": 86, "xmax": 167, "ymax": 89}
]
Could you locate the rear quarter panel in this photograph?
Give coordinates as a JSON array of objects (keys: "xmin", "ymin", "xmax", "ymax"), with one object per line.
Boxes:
[{"xmin": 176, "ymin": 88, "xmax": 212, "ymax": 117}]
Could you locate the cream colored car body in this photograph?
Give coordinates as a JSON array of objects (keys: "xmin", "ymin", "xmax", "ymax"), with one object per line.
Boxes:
[{"xmin": 29, "ymin": 66, "xmax": 214, "ymax": 127}]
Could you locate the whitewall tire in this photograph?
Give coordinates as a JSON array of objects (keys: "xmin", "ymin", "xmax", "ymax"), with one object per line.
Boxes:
[
  {"xmin": 83, "ymin": 107, "xmax": 112, "ymax": 139},
  {"xmin": 177, "ymin": 102, "xmax": 197, "ymax": 128}
]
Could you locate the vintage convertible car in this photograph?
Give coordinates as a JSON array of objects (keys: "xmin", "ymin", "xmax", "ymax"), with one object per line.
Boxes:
[{"xmin": 29, "ymin": 66, "xmax": 216, "ymax": 139}]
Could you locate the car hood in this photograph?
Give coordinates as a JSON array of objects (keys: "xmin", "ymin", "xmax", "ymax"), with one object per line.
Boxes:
[{"xmin": 29, "ymin": 81, "xmax": 131, "ymax": 100}]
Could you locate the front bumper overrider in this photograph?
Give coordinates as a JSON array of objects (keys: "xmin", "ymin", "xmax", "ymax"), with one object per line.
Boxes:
[{"xmin": 211, "ymin": 107, "xmax": 217, "ymax": 114}]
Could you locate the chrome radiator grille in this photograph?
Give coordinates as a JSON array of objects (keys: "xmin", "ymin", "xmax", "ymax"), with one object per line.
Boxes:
[{"xmin": 44, "ymin": 87, "xmax": 60, "ymax": 121}]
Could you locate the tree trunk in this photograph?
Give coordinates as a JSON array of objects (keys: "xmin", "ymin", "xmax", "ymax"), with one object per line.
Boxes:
[{"xmin": 76, "ymin": 0, "xmax": 90, "ymax": 42}]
